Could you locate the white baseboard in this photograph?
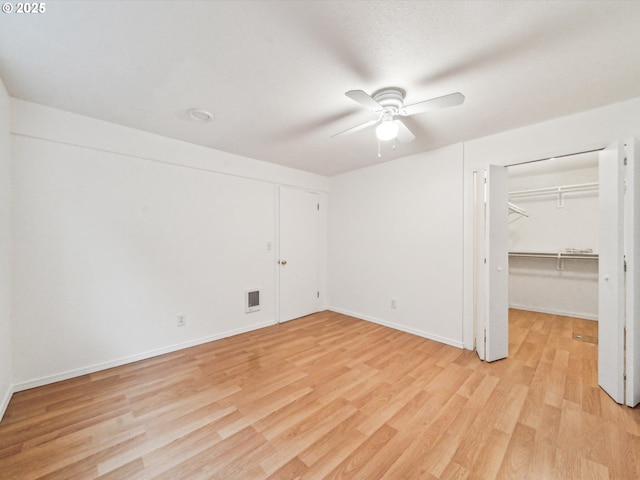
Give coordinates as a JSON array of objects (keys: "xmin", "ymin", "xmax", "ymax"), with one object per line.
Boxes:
[
  {"xmin": 509, "ymin": 304, "xmax": 598, "ymax": 321},
  {"xmin": 13, "ymin": 320, "xmax": 276, "ymax": 393},
  {"xmin": 327, "ymin": 307, "xmax": 464, "ymax": 349},
  {"xmin": 0, "ymin": 383, "xmax": 13, "ymax": 421}
]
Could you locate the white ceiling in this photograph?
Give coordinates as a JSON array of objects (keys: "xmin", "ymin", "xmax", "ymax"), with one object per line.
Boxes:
[{"xmin": 2, "ymin": 1, "xmax": 640, "ymax": 176}]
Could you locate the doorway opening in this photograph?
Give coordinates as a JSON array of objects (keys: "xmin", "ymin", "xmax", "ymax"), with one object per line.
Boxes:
[{"xmin": 507, "ymin": 152, "xmax": 600, "ymax": 360}]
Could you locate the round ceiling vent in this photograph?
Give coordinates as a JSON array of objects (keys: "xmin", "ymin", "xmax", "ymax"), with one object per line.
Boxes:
[{"xmin": 188, "ymin": 108, "xmax": 213, "ymax": 122}]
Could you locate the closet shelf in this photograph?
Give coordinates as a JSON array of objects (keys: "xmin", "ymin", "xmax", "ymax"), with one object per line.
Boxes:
[
  {"xmin": 509, "ymin": 251, "xmax": 598, "ymax": 270},
  {"xmin": 509, "ymin": 182, "xmax": 598, "ymax": 198},
  {"xmin": 509, "ymin": 251, "xmax": 598, "ymax": 260},
  {"xmin": 509, "ymin": 182, "xmax": 598, "ymax": 208}
]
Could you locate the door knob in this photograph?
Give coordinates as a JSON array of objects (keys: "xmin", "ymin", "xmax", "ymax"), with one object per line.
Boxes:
[{"xmin": 280, "ymin": 260, "xmax": 287, "ymax": 266}]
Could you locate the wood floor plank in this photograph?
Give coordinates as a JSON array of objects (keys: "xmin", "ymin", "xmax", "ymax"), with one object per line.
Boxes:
[
  {"xmin": 451, "ymin": 380, "xmax": 510, "ymax": 472},
  {"xmin": 1, "ymin": 309, "xmax": 639, "ymax": 479},
  {"xmin": 495, "ymin": 422, "xmax": 536, "ymax": 479},
  {"xmin": 422, "ymin": 374, "xmax": 499, "ymax": 477},
  {"xmin": 323, "ymin": 423, "xmax": 397, "ymax": 479},
  {"xmin": 264, "ymin": 456, "xmax": 307, "ymax": 480},
  {"xmin": 259, "ymin": 398, "xmax": 358, "ymax": 475},
  {"xmin": 493, "ymin": 384, "xmax": 529, "ymax": 434},
  {"xmin": 471, "ymin": 427, "xmax": 511, "ymax": 480},
  {"xmin": 526, "ymin": 439, "xmax": 557, "ymax": 480}
]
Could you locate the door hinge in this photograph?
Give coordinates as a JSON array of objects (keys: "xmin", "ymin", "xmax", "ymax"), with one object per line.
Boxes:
[
  {"xmin": 624, "ymin": 256, "xmax": 627, "ymax": 272},
  {"xmin": 624, "ymin": 157, "xmax": 628, "ymax": 165},
  {"xmin": 317, "ymin": 203, "xmax": 320, "ymax": 211},
  {"xmin": 317, "ymin": 291, "xmax": 319, "ymax": 298}
]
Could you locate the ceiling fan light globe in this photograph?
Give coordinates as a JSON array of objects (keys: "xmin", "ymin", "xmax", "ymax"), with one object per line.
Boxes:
[{"xmin": 376, "ymin": 120, "xmax": 399, "ymax": 141}]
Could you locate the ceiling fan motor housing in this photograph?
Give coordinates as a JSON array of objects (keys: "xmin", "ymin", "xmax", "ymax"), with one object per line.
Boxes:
[{"xmin": 372, "ymin": 88, "xmax": 405, "ymax": 112}]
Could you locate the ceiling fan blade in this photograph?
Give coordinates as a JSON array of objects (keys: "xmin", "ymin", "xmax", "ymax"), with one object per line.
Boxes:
[
  {"xmin": 402, "ymin": 92, "xmax": 465, "ymax": 116},
  {"xmin": 345, "ymin": 90, "xmax": 382, "ymax": 111},
  {"xmin": 395, "ymin": 120, "xmax": 415, "ymax": 143},
  {"xmin": 331, "ymin": 118, "xmax": 379, "ymax": 138}
]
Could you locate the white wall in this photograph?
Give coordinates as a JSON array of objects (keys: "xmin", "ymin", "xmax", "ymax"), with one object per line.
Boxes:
[
  {"xmin": 7, "ymin": 92, "xmax": 640, "ymax": 398},
  {"xmin": 508, "ymin": 155, "xmax": 599, "ymax": 319},
  {"xmin": 328, "ymin": 143, "xmax": 464, "ymax": 347},
  {"xmin": 463, "ymin": 97, "xmax": 640, "ymax": 348},
  {"xmin": 10, "ymin": 100, "xmax": 328, "ymax": 390},
  {"xmin": 0, "ymin": 79, "xmax": 12, "ymax": 418}
]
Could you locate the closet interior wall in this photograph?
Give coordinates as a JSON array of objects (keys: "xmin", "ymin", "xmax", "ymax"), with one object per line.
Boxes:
[{"xmin": 508, "ymin": 153, "xmax": 599, "ymax": 320}]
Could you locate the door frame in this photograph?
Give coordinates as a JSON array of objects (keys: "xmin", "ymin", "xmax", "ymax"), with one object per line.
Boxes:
[{"xmin": 475, "ymin": 140, "xmax": 639, "ymax": 406}]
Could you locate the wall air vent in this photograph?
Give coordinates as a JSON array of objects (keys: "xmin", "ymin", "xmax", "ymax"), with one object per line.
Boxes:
[{"xmin": 245, "ymin": 289, "xmax": 260, "ymax": 313}]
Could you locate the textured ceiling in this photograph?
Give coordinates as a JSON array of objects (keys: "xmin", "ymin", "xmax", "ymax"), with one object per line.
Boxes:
[{"xmin": 1, "ymin": 1, "xmax": 640, "ymax": 176}]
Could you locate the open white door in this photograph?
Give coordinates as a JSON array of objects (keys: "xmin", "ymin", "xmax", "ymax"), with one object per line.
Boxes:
[
  {"xmin": 625, "ymin": 139, "xmax": 640, "ymax": 407},
  {"xmin": 485, "ymin": 165, "xmax": 509, "ymax": 362},
  {"xmin": 598, "ymin": 141, "xmax": 625, "ymax": 404},
  {"xmin": 475, "ymin": 166, "xmax": 509, "ymax": 362},
  {"xmin": 473, "ymin": 171, "xmax": 486, "ymax": 360},
  {"xmin": 278, "ymin": 187, "xmax": 320, "ymax": 323}
]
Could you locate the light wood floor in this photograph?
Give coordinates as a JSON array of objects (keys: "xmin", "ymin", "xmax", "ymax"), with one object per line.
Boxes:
[{"xmin": 1, "ymin": 310, "xmax": 639, "ymax": 479}]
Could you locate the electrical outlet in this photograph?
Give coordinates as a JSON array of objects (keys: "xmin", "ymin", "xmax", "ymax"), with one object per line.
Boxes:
[
  {"xmin": 390, "ymin": 298, "xmax": 397, "ymax": 309},
  {"xmin": 177, "ymin": 314, "xmax": 186, "ymax": 327}
]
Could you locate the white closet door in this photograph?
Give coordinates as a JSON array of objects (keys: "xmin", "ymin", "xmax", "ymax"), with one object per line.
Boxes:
[
  {"xmin": 625, "ymin": 139, "xmax": 640, "ymax": 407},
  {"xmin": 598, "ymin": 141, "xmax": 625, "ymax": 404},
  {"xmin": 473, "ymin": 171, "xmax": 486, "ymax": 360},
  {"xmin": 278, "ymin": 187, "xmax": 320, "ymax": 323},
  {"xmin": 485, "ymin": 165, "xmax": 509, "ymax": 362}
]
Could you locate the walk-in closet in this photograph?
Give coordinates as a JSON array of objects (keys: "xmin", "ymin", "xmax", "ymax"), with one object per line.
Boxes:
[{"xmin": 508, "ymin": 152, "xmax": 599, "ymax": 332}]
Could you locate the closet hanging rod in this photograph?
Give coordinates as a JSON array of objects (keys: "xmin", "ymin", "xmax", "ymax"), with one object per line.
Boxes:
[
  {"xmin": 509, "ymin": 182, "xmax": 598, "ymax": 198},
  {"xmin": 504, "ymin": 147, "xmax": 604, "ymax": 167}
]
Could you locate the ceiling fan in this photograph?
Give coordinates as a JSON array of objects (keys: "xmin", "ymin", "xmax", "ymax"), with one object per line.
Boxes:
[{"xmin": 332, "ymin": 87, "xmax": 465, "ymax": 143}]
